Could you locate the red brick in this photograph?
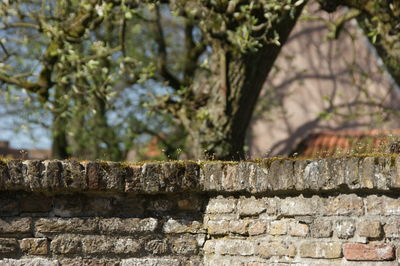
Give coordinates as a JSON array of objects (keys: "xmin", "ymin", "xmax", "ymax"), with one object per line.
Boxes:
[{"xmin": 343, "ymin": 243, "xmax": 394, "ymax": 261}]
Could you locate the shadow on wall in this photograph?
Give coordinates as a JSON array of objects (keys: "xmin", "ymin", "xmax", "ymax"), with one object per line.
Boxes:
[{"xmin": 248, "ymin": 2, "xmax": 400, "ymax": 157}]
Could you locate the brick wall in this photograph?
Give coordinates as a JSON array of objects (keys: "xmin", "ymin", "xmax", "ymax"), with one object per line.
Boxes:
[{"xmin": 0, "ymin": 157, "xmax": 400, "ymax": 265}]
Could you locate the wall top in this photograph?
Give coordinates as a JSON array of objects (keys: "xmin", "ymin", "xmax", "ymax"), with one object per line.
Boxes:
[{"xmin": 0, "ymin": 156, "xmax": 399, "ymax": 194}]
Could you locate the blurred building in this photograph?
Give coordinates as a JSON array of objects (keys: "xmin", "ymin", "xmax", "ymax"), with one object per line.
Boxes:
[
  {"xmin": 292, "ymin": 129, "xmax": 400, "ymax": 158},
  {"xmin": 0, "ymin": 141, "xmax": 51, "ymax": 160},
  {"xmin": 248, "ymin": 3, "xmax": 400, "ymax": 157}
]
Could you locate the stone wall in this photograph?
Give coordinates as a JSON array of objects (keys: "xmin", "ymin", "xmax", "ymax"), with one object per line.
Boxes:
[{"xmin": 0, "ymin": 156, "xmax": 400, "ymax": 265}]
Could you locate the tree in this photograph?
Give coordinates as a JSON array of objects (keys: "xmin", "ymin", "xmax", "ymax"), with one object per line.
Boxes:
[
  {"xmin": 0, "ymin": 0, "xmax": 398, "ymax": 161},
  {"xmin": 0, "ymin": 0, "xmax": 307, "ymax": 160}
]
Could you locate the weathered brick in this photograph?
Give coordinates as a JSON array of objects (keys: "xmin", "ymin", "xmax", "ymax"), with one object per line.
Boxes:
[
  {"xmin": 203, "ymin": 257, "xmax": 246, "ymax": 266},
  {"xmin": 85, "ymin": 197, "xmax": 114, "ymax": 217},
  {"xmin": 121, "ymin": 258, "xmax": 181, "ymax": 266},
  {"xmin": 256, "ymin": 239, "xmax": 296, "ymax": 258},
  {"xmin": 382, "ymin": 196, "xmax": 400, "ymax": 215},
  {"xmin": 111, "ymin": 237, "xmax": 142, "ymax": 255},
  {"xmin": 358, "ymin": 221, "xmax": 381, "ymax": 238},
  {"xmin": 383, "ymin": 219, "xmax": 400, "ymax": 238},
  {"xmin": 60, "ymin": 258, "xmax": 119, "ymax": 266},
  {"xmin": 42, "ymin": 160, "xmax": 63, "ymax": 190},
  {"xmin": 52, "ymin": 196, "xmax": 85, "ymax": 217},
  {"xmin": 0, "ymin": 197, "xmax": 19, "ymax": 216},
  {"xmin": 302, "ymin": 160, "xmax": 326, "ymax": 190},
  {"xmin": 20, "ymin": 238, "xmax": 48, "ymax": 255},
  {"xmin": 248, "ymin": 220, "xmax": 268, "ymax": 236},
  {"xmin": 196, "ymin": 233, "xmax": 206, "ymax": 247},
  {"xmin": 365, "ymin": 195, "xmax": 382, "ymax": 215},
  {"xmin": 99, "ymin": 218, "xmax": 158, "ymax": 234},
  {"xmin": 237, "ymin": 197, "xmax": 266, "ymax": 216},
  {"xmin": 86, "ymin": 162, "xmax": 125, "ymax": 191},
  {"xmin": 145, "ymin": 239, "xmax": 168, "ymax": 255},
  {"xmin": 280, "ymin": 196, "xmax": 319, "ymax": 216},
  {"xmin": 147, "ymin": 199, "xmax": 174, "ymax": 212},
  {"xmin": 61, "ymin": 160, "xmax": 87, "ymax": 190},
  {"xmin": 343, "ymin": 243, "xmax": 395, "ymax": 261},
  {"xmin": 252, "ymin": 163, "xmax": 269, "ymax": 193},
  {"xmin": 182, "ymin": 162, "xmax": 200, "ymax": 190},
  {"xmin": 160, "ymin": 162, "xmax": 185, "ymax": 192},
  {"xmin": 0, "ymin": 238, "xmax": 18, "ymax": 254},
  {"xmin": 51, "ymin": 234, "xmax": 82, "ymax": 254},
  {"xmin": 321, "ymin": 158, "xmax": 345, "ymax": 190},
  {"xmin": 23, "ymin": 160, "xmax": 44, "ymax": 191},
  {"xmin": 20, "ymin": 194, "xmax": 52, "ymax": 213},
  {"xmin": 358, "ymin": 157, "xmax": 376, "ymax": 189},
  {"xmin": 206, "ymin": 220, "xmax": 230, "ymax": 235},
  {"xmin": 392, "ymin": 157, "xmax": 400, "ymax": 188},
  {"xmin": 0, "ymin": 218, "xmax": 31, "ymax": 237},
  {"xmin": 4, "ymin": 160, "xmax": 25, "ymax": 190},
  {"xmin": 124, "ymin": 165, "xmax": 142, "ymax": 192},
  {"xmin": 203, "ymin": 240, "xmax": 216, "ymax": 254},
  {"xmin": 177, "ymin": 196, "xmax": 202, "ymax": 211},
  {"xmin": 269, "ymin": 220, "xmax": 287, "ymax": 235},
  {"xmin": 311, "ymin": 219, "xmax": 332, "ymax": 238},
  {"xmin": 35, "ymin": 218, "xmax": 98, "ymax": 235},
  {"xmin": 201, "ymin": 163, "xmax": 224, "ymax": 191},
  {"xmin": 163, "ymin": 218, "xmax": 202, "ymax": 234},
  {"xmin": 237, "ymin": 162, "xmax": 257, "ymax": 193},
  {"xmin": 113, "ymin": 196, "xmax": 145, "ymax": 217},
  {"xmin": 335, "ymin": 219, "xmax": 355, "ymax": 239},
  {"xmin": 324, "ymin": 194, "xmax": 364, "ymax": 216},
  {"xmin": 268, "ymin": 160, "xmax": 295, "ymax": 190},
  {"xmin": 171, "ymin": 234, "xmax": 198, "ymax": 255},
  {"xmin": 0, "ymin": 258, "xmax": 59, "ymax": 266},
  {"xmin": 0, "ymin": 160, "xmax": 9, "ymax": 189},
  {"xmin": 214, "ymin": 239, "xmax": 254, "ymax": 256},
  {"xmin": 82, "ymin": 235, "xmax": 141, "ymax": 255},
  {"xmin": 374, "ymin": 157, "xmax": 392, "ymax": 189},
  {"xmin": 206, "ymin": 197, "xmax": 236, "ymax": 214},
  {"xmin": 299, "ymin": 241, "xmax": 342, "ymax": 258},
  {"xmin": 344, "ymin": 157, "xmax": 361, "ymax": 189},
  {"xmin": 288, "ymin": 221, "xmax": 309, "ymax": 237},
  {"xmin": 140, "ymin": 163, "xmax": 162, "ymax": 193},
  {"xmin": 293, "ymin": 160, "xmax": 309, "ymax": 190},
  {"xmin": 222, "ymin": 164, "xmax": 241, "ymax": 191},
  {"xmin": 263, "ymin": 197, "xmax": 278, "ymax": 215},
  {"xmin": 229, "ymin": 220, "xmax": 249, "ymax": 235}
]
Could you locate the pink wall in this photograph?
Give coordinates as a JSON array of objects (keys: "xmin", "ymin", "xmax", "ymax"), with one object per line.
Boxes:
[{"xmin": 248, "ymin": 3, "xmax": 400, "ymax": 157}]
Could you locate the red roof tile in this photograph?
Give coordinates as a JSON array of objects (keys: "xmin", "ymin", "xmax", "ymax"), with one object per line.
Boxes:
[{"xmin": 293, "ymin": 129, "xmax": 400, "ymax": 157}]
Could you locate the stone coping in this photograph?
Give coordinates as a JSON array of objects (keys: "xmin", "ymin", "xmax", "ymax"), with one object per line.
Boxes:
[{"xmin": 0, "ymin": 156, "xmax": 399, "ymax": 194}]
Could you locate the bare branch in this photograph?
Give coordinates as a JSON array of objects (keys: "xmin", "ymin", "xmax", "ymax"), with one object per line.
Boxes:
[
  {"xmin": 0, "ymin": 22, "xmax": 40, "ymax": 30},
  {"xmin": 0, "ymin": 72, "xmax": 41, "ymax": 93},
  {"xmin": 0, "ymin": 40, "xmax": 10, "ymax": 62}
]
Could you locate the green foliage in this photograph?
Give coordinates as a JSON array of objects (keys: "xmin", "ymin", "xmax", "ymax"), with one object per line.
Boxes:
[{"xmin": 1, "ymin": 0, "xmax": 399, "ymax": 161}]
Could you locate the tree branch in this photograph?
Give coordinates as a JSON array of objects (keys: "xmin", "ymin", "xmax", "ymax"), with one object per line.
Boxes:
[
  {"xmin": 153, "ymin": 4, "xmax": 181, "ymax": 90},
  {"xmin": 0, "ymin": 40, "xmax": 10, "ymax": 62},
  {"xmin": 0, "ymin": 72, "xmax": 42, "ymax": 93},
  {"xmin": 120, "ymin": 17, "xmax": 127, "ymax": 57},
  {"xmin": 0, "ymin": 22, "xmax": 40, "ymax": 30},
  {"xmin": 183, "ymin": 21, "xmax": 206, "ymax": 84}
]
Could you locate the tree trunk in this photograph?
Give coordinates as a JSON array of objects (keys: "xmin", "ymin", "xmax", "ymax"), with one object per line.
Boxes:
[
  {"xmin": 51, "ymin": 118, "xmax": 69, "ymax": 159},
  {"xmin": 51, "ymin": 87, "xmax": 69, "ymax": 159},
  {"xmin": 182, "ymin": 6, "xmax": 305, "ymax": 160}
]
